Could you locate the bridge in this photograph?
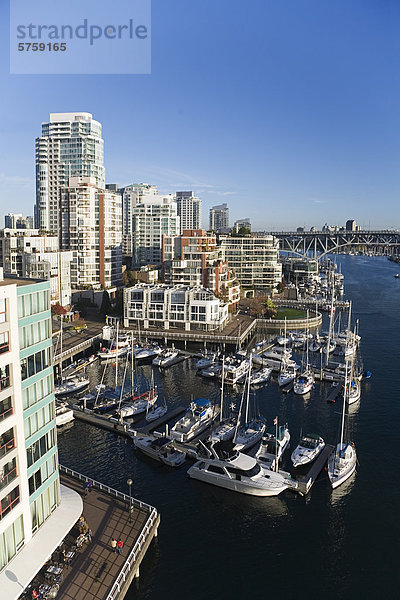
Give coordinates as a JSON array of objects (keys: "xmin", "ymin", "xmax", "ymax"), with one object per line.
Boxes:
[{"xmin": 262, "ymin": 230, "xmax": 400, "ymax": 258}]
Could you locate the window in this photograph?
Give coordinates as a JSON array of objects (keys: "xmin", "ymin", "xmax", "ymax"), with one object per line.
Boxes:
[
  {"xmin": 0, "ymin": 458, "xmax": 17, "ymax": 492},
  {"xmin": 26, "ymin": 428, "xmax": 56, "ymax": 468},
  {"xmin": 0, "ymin": 396, "xmax": 12, "ymax": 422},
  {"xmin": 0, "ymin": 299, "xmax": 6, "ymax": 324},
  {"xmin": 28, "ymin": 454, "xmax": 57, "ymax": 496},
  {"xmin": 0, "ymin": 365, "xmax": 10, "ymax": 391},
  {"xmin": 0, "ymin": 486, "xmax": 20, "ymax": 521},
  {"xmin": 0, "ymin": 515, "xmax": 24, "ymax": 572},
  {"xmin": 21, "ymin": 347, "xmax": 51, "ymax": 381}
]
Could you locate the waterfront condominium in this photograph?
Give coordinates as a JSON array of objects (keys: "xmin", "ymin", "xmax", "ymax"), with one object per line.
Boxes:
[
  {"xmin": 176, "ymin": 191, "xmax": 201, "ymax": 233},
  {"xmin": 0, "ymin": 228, "xmax": 73, "ymax": 307},
  {"xmin": 0, "ymin": 270, "xmax": 82, "ymax": 599},
  {"xmin": 209, "ymin": 203, "xmax": 229, "ymax": 233},
  {"xmin": 162, "ymin": 229, "xmax": 240, "ymax": 310},
  {"xmin": 35, "ymin": 112, "xmax": 105, "ymax": 233},
  {"xmin": 220, "ymin": 235, "xmax": 282, "ymax": 295},
  {"xmin": 119, "ymin": 183, "xmax": 159, "ymax": 259},
  {"xmin": 60, "ymin": 177, "xmax": 123, "ymax": 290},
  {"xmin": 132, "ymin": 194, "xmax": 180, "ymax": 267}
]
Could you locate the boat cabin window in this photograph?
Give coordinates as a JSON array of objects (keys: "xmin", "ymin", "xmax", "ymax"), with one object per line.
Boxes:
[
  {"xmin": 226, "ymin": 464, "xmax": 261, "ymax": 478},
  {"xmin": 207, "ymin": 465, "xmax": 225, "ymax": 475}
]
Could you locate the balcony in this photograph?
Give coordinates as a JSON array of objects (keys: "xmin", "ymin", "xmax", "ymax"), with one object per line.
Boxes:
[
  {"xmin": 0, "ymin": 435, "xmax": 15, "ymax": 460},
  {"xmin": 0, "ymin": 486, "xmax": 20, "ymax": 521},
  {"xmin": 0, "ymin": 399, "xmax": 13, "ymax": 423},
  {"xmin": 0, "ymin": 462, "xmax": 17, "ymax": 492}
]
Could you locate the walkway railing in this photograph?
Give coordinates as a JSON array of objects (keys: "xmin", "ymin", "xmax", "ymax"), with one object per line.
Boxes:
[
  {"xmin": 53, "ymin": 334, "xmax": 102, "ymax": 362},
  {"xmin": 59, "ymin": 465, "xmax": 159, "ymax": 600}
]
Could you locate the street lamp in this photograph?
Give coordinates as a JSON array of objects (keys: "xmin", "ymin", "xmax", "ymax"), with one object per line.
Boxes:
[{"xmin": 127, "ymin": 478, "xmax": 133, "ymax": 522}]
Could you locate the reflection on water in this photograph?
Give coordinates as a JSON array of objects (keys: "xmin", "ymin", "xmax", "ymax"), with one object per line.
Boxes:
[{"xmin": 58, "ymin": 256, "xmax": 400, "ymax": 600}]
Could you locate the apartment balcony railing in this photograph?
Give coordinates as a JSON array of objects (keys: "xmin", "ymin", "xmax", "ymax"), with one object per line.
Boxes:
[
  {"xmin": 0, "ymin": 437, "xmax": 15, "ymax": 459},
  {"xmin": 0, "ymin": 487, "xmax": 20, "ymax": 521},
  {"xmin": 0, "ymin": 405, "xmax": 13, "ymax": 423},
  {"xmin": 0, "ymin": 466, "xmax": 17, "ymax": 492}
]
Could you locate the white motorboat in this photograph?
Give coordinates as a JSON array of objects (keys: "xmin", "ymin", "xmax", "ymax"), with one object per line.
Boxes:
[
  {"xmin": 256, "ymin": 423, "xmax": 290, "ymax": 471},
  {"xmin": 55, "ymin": 402, "xmax": 74, "ymax": 426},
  {"xmin": 250, "ymin": 367, "xmax": 272, "ymax": 386},
  {"xmin": 159, "ymin": 444, "xmax": 186, "ymax": 467},
  {"xmin": 200, "ymin": 364, "xmax": 222, "ymax": 378},
  {"xmin": 98, "ymin": 344, "xmax": 129, "ymax": 359},
  {"xmin": 54, "ymin": 375, "xmax": 90, "ymax": 397},
  {"xmin": 145, "ymin": 404, "xmax": 168, "ymax": 422},
  {"xmin": 188, "ymin": 441, "xmax": 296, "ymax": 497},
  {"xmin": 223, "ymin": 358, "xmax": 249, "ymax": 385},
  {"xmin": 134, "ymin": 346, "xmax": 161, "ymax": 361},
  {"xmin": 291, "ymin": 433, "xmax": 325, "ymax": 467},
  {"xmin": 152, "ymin": 349, "xmax": 179, "ymax": 367},
  {"xmin": 260, "ymin": 348, "xmax": 295, "ymax": 371},
  {"xmin": 196, "ymin": 352, "xmax": 217, "ymax": 369},
  {"xmin": 134, "ymin": 435, "xmax": 185, "ymax": 467},
  {"xmin": 309, "ymin": 336, "xmax": 321, "ymax": 352},
  {"xmin": 170, "ymin": 398, "xmax": 215, "ymax": 443}
]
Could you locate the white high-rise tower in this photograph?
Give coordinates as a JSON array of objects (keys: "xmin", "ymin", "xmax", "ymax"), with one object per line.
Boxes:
[{"xmin": 35, "ymin": 112, "xmax": 105, "ymax": 233}]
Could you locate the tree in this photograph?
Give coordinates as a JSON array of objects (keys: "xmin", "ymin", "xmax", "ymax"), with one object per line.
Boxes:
[
  {"xmin": 264, "ymin": 298, "xmax": 277, "ymax": 318},
  {"xmin": 51, "ymin": 303, "xmax": 67, "ymax": 316},
  {"xmin": 99, "ymin": 290, "xmax": 112, "ymax": 316}
]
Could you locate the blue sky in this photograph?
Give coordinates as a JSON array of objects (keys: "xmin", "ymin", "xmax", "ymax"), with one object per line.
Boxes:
[{"xmin": 0, "ymin": 0, "xmax": 399, "ymax": 230}]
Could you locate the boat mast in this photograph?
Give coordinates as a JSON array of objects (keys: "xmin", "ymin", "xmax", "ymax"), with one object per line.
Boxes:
[
  {"xmin": 245, "ymin": 354, "xmax": 252, "ymax": 424},
  {"xmin": 220, "ymin": 355, "xmax": 225, "ymax": 423},
  {"xmin": 60, "ymin": 317, "xmax": 63, "ymax": 383},
  {"xmin": 131, "ymin": 333, "xmax": 135, "ymax": 396},
  {"xmin": 325, "ymin": 291, "xmax": 334, "ymax": 367},
  {"xmin": 340, "ymin": 359, "xmax": 349, "ymax": 450},
  {"xmin": 115, "ymin": 321, "xmax": 119, "ymax": 390}
]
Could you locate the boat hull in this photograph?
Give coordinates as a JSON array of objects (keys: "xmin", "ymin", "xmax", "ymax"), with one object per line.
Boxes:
[{"xmin": 187, "ymin": 465, "xmax": 289, "ymax": 497}]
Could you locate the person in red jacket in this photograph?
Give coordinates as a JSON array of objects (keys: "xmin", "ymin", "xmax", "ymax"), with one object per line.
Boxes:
[{"xmin": 117, "ymin": 539, "xmax": 124, "ymax": 555}]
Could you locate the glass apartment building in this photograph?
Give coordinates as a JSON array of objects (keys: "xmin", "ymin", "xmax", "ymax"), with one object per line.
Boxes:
[
  {"xmin": 35, "ymin": 112, "xmax": 105, "ymax": 233},
  {"xmin": 0, "ymin": 271, "xmax": 81, "ymax": 598}
]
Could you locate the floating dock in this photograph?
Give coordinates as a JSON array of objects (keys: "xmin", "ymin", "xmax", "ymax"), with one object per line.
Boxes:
[
  {"xmin": 296, "ymin": 444, "xmax": 335, "ymax": 495},
  {"xmin": 327, "ymin": 385, "xmax": 343, "ymax": 403}
]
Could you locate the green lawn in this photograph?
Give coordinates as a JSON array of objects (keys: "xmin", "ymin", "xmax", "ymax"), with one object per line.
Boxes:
[{"xmin": 274, "ymin": 307, "xmax": 308, "ymax": 320}]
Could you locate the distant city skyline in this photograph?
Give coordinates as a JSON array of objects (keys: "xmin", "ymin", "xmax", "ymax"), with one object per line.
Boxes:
[{"xmin": 1, "ymin": 1, "xmax": 399, "ymax": 230}]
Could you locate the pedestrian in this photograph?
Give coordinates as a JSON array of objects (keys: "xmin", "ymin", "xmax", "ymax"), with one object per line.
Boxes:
[
  {"xmin": 83, "ymin": 482, "xmax": 89, "ymax": 497},
  {"xmin": 87, "ymin": 480, "xmax": 93, "ymax": 493},
  {"xmin": 117, "ymin": 539, "xmax": 124, "ymax": 555},
  {"xmin": 111, "ymin": 538, "xmax": 117, "ymax": 553},
  {"xmin": 87, "ymin": 528, "xmax": 93, "ymax": 542}
]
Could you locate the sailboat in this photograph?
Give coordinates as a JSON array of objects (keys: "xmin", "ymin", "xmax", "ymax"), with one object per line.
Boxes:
[
  {"xmin": 210, "ymin": 357, "xmax": 237, "ymax": 442},
  {"xmin": 233, "ymin": 356, "xmax": 266, "ymax": 451},
  {"xmin": 256, "ymin": 418, "xmax": 290, "ymax": 471},
  {"xmin": 54, "ymin": 318, "xmax": 89, "ymax": 397},
  {"xmin": 118, "ymin": 347, "xmax": 158, "ymax": 418},
  {"xmin": 328, "ymin": 363, "xmax": 357, "ymax": 488},
  {"xmin": 293, "ymin": 314, "xmax": 314, "ymax": 395}
]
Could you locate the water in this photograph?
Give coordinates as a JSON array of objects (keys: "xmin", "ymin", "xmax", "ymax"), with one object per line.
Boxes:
[{"xmin": 58, "ymin": 256, "xmax": 400, "ymax": 599}]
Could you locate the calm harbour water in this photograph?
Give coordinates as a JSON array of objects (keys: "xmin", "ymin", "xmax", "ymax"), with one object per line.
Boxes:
[{"xmin": 58, "ymin": 255, "xmax": 400, "ymax": 600}]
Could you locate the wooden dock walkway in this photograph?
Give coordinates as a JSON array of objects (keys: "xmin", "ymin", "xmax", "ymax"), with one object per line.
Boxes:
[
  {"xmin": 58, "ymin": 467, "xmax": 159, "ymax": 600},
  {"xmin": 327, "ymin": 385, "xmax": 343, "ymax": 403},
  {"xmin": 296, "ymin": 444, "xmax": 335, "ymax": 495},
  {"xmin": 71, "ymin": 405, "xmax": 187, "ymax": 438},
  {"xmin": 136, "ymin": 406, "xmax": 187, "ymax": 434}
]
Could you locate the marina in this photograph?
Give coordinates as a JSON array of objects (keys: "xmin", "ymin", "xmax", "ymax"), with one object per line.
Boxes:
[{"xmin": 55, "ymin": 255, "xmax": 399, "ymax": 600}]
